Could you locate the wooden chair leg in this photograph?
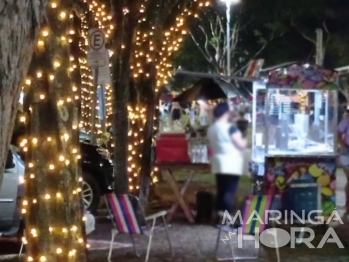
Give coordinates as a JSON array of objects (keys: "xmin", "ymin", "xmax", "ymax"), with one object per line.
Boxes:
[
  {"xmin": 167, "ymin": 170, "xmax": 194, "ymax": 219},
  {"xmin": 163, "ymin": 169, "xmax": 195, "ymax": 223}
]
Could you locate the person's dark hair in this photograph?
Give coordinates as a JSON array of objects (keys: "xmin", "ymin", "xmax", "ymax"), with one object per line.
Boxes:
[{"xmin": 213, "ymin": 102, "xmax": 230, "ymax": 119}]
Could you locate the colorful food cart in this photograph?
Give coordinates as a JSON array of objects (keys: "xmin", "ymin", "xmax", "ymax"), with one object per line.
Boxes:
[{"xmin": 250, "ymin": 63, "xmax": 339, "ymax": 218}]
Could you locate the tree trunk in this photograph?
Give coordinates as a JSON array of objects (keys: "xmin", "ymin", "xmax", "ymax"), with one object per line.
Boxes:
[
  {"xmin": 24, "ymin": 3, "xmax": 86, "ymax": 261},
  {"xmin": 0, "ymin": 0, "xmax": 48, "ymax": 188},
  {"xmin": 139, "ymin": 66, "xmax": 156, "ymax": 204},
  {"xmin": 110, "ymin": 0, "xmax": 139, "ymax": 194}
]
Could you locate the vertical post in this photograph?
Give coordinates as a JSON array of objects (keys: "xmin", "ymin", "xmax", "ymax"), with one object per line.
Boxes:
[
  {"xmin": 100, "ymin": 84, "xmax": 107, "ymax": 133},
  {"xmin": 226, "ymin": 2, "xmax": 231, "ymax": 76},
  {"xmin": 90, "ymin": 67, "xmax": 99, "ymax": 144},
  {"xmin": 315, "ymin": 28, "xmax": 323, "ymax": 66},
  {"xmin": 324, "ymin": 91, "xmax": 329, "ymax": 145}
]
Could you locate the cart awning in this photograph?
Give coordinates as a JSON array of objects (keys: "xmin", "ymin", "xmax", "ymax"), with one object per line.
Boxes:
[{"xmin": 267, "ymin": 63, "xmax": 339, "ymax": 90}]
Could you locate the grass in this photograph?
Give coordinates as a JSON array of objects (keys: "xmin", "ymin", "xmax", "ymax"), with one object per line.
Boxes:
[{"xmin": 153, "ymin": 169, "xmax": 252, "ymax": 212}]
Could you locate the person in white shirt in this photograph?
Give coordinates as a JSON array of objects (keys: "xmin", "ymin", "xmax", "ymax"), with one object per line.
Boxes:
[{"xmin": 207, "ymin": 102, "xmax": 247, "ymax": 218}]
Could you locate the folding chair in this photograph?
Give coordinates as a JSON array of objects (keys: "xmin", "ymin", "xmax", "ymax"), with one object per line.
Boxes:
[
  {"xmin": 215, "ymin": 195, "xmax": 280, "ymax": 262},
  {"xmin": 105, "ymin": 193, "xmax": 174, "ymax": 262}
]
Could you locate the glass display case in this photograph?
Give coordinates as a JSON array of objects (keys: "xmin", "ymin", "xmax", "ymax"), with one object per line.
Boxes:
[
  {"xmin": 265, "ymin": 88, "xmax": 337, "ymax": 156},
  {"xmin": 251, "ymin": 64, "xmax": 339, "ymax": 162}
]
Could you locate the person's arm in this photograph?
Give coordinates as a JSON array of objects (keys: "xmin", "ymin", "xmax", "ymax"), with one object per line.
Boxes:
[
  {"xmin": 229, "ymin": 126, "xmax": 247, "ymax": 149},
  {"xmin": 338, "ymin": 116, "xmax": 349, "ymax": 146}
]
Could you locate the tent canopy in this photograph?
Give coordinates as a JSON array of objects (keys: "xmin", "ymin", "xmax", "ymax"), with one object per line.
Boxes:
[{"xmin": 173, "ymin": 78, "xmax": 238, "ymax": 102}]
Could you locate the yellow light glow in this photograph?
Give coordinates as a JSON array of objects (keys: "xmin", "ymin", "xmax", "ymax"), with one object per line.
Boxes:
[{"xmin": 60, "ymin": 12, "xmax": 67, "ymax": 19}]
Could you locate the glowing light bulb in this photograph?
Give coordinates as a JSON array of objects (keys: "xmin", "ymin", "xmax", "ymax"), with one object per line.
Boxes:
[
  {"xmin": 56, "ymin": 248, "xmax": 62, "ymax": 254},
  {"xmin": 53, "ymin": 61, "xmax": 61, "ymax": 68},
  {"xmin": 60, "ymin": 12, "xmax": 66, "ymax": 19}
]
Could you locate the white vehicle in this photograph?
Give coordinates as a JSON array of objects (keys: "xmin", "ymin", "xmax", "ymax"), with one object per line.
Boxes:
[
  {"xmin": 0, "ymin": 147, "xmax": 95, "ymax": 240},
  {"xmin": 0, "ymin": 147, "xmax": 25, "ymax": 237}
]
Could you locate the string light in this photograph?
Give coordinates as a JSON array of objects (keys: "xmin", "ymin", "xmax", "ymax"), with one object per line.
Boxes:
[
  {"xmin": 22, "ymin": 2, "xmax": 89, "ymax": 261},
  {"xmin": 20, "ymin": 1, "xmax": 208, "ymax": 260}
]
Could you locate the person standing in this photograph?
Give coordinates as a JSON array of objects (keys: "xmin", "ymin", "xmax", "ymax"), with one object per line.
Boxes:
[
  {"xmin": 338, "ymin": 106, "xmax": 349, "ymax": 219},
  {"xmin": 198, "ymin": 100, "xmax": 210, "ymax": 126},
  {"xmin": 207, "ymin": 102, "xmax": 248, "ymax": 223},
  {"xmin": 170, "ymin": 101, "xmax": 182, "ymax": 121}
]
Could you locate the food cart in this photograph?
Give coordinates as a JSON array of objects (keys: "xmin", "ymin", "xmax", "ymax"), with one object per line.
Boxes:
[{"xmin": 250, "ymin": 63, "xmax": 339, "ymax": 218}]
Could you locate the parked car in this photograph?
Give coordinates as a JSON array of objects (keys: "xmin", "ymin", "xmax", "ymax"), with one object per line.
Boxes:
[
  {"xmin": 0, "ymin": 142, "xmax": 113, "ymax": 237},
  {"xmin": 80, "ymin": 141, "xmax": 114, "ymax": 212},
  {"xmin": 0, "ymin": 148, "xmax": 24, "ymax": 238}
]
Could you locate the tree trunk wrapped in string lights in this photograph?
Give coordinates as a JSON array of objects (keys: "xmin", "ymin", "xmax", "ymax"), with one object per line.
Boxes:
[
  {"xmin": 23, "ymin": 2, "xmax": 87, "ymax": 261},
  {"xmin": 129, "ymin": 0, "xmax": 206, "ymax": 203}
]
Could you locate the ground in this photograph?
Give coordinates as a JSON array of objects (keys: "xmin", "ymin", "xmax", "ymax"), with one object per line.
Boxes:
[{"xmin": 1, "ymin": 169, "xmax": 349, "ymax": 262}]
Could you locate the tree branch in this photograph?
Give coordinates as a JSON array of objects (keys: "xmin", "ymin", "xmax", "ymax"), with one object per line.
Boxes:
[
  {"xmin": 233, "ymin": 28, "xmax": 278, "ymax": 76},
  {"xmin": 198, "ymin": 25, "xmax": 215, "ymax": 61},
  {"xmin": 291, "ymin": 20, "xmax": 316, "ymax": 44},
  {"xmin": 189, "ymin": 30, "xmax": 212, "ymax": 63}
]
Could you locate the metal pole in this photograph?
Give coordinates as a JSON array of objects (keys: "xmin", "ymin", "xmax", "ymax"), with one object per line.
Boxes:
[
  {"xmin": 175, "ymin": 69, "xmax": 259, "ymax": 82},
  {"xmin": 100, "ymin": 84, "xmax": 107, "ymax": 133},
  {"xmin": 226, "ymin": 2, "xmax": 231, "ymax": 76},
  {"xmin": 90, "ymin": 67, "xmax": 99, "ymax": 144}
]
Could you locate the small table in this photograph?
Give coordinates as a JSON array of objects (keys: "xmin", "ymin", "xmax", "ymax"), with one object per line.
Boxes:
[{"xmin": 154, "ymin": 162, "xmax": 210, "ymax": 223}]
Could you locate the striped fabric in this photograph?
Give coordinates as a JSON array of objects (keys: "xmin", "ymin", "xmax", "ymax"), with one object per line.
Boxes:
[
  {"xmin": 106, "ymin": 193, "xmax": 142, "ymax": 234},
  {"xmin": 241, "ymin": 195, "xmax": 274, "ymax": 235}
]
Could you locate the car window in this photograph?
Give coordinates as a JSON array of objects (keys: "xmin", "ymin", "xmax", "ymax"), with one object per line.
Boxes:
[{"xmin": 5, "ymin": 150, "xmax": 15, "ymax": 169}]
